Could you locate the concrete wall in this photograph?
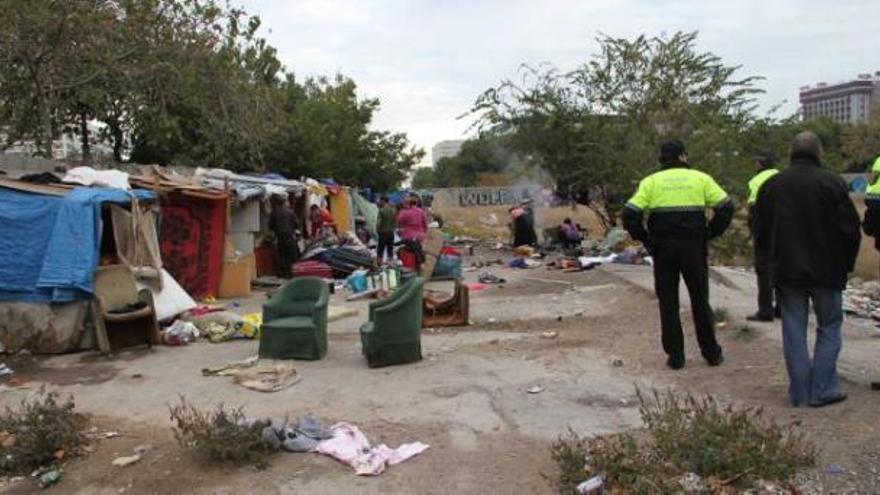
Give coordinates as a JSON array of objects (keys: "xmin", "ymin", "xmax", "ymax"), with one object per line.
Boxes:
[{"xmin": 429, "ymin": 186, "xmax": 545, "ymax": 209}]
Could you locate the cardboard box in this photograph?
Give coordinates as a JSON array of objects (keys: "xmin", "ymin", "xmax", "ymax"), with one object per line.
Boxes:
[
  {"xmin": 242, "ymin": 253, "xmax": 257, "ymax": 282},
  {"xmin": 219, "ymin": 259, "xmax": 251, "ymax": 298}
]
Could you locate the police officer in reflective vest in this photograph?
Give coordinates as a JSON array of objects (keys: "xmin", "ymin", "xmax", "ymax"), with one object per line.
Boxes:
[
  {"xmin": 623, "ymin": 140, "xmax": 734, "ymax": 369},
  {"xmin": 865, "ymin": 154, "xmax": 880, "ymax": 392},
  {"xmin": 746, "ymin": 153, "xmax": 780, "ymax": 322}
]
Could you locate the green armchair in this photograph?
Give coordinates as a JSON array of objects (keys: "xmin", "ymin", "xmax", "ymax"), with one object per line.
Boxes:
[
  {"xmin": 259, "ymin": 277, "xmax": 329, "ymax": 360},
  {"xmin": 360, "ymin": 277, "xmax": 425, "ymax": 368}
]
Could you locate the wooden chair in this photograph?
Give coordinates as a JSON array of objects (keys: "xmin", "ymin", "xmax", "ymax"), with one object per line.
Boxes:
[{"xmin": 92, "ymin": 265, "xmax": 159, "ymax": 353}]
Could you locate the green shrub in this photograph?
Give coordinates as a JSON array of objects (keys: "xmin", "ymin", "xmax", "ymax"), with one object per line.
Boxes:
[
  {"xmin": 639, "ymin": 389, "xmax": 815, "ymax": 484},
  {"xmin": 0, "ymin": 390, "xmax": 88, "ymax": 474},
  {"xmin": 551, "ymin": 389, "xmax": 816, "ymax": 494},
  {"xmin": 169, "ymin": 397, "xmax": 271, "ymax": 469}
]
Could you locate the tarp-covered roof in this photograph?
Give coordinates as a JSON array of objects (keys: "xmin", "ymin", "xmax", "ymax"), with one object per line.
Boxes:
[{"xmin": 0, "ymin": 185, "xmax": 155, "ymax": 302}]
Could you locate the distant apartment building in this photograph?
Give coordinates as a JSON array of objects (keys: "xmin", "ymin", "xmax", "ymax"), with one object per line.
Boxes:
[
  {"xmin": 431, "ymin": 139, "xmax": 465, "ymax": 165},
  {"xmin": 799, "ymin": 72, "xmax": 880, "ymax": 124},
  {"xmin": 1, "ymin": 121, "xmax": 114, "ymax": 161}
]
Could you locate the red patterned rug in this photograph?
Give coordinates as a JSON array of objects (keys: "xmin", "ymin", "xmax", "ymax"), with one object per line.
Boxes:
[{"xmin": 158, "ymin": 193, "xmax": 226, "ymax": 298}]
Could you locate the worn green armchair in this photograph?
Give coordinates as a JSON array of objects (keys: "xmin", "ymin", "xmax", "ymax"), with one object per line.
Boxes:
[
  {"xmin": 360, "ymin": 277, "xmax": 425, "ymax": 368},
  {"xmin": 259, "ymin": 277, "xmax": 329, "ymax": 360}
]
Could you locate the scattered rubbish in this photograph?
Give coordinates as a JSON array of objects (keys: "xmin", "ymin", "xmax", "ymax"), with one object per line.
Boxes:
[
  {"xmin": 843, "ymin": 280, "xmax": 880, "ymax": 319},
  {"xmin": 130, "ymin": 373, "xmax": 143, "ymax": 379},
  {"xmin": 477, "ymin": 272, "xmax": 506, "ymax": 285},
  {"xmin": 556, "ymin": 316, "xmax": 563, "ymax": 322},
  {"xmin": 112, "ymin": 454, "xmax": 141, "ymax": 467},
  {"xmin": 328, "ymin": 305, "xmax": 359, "ymax": 322},
  {"xmin": 488, "ymin": 339, "xmax": 499, "ymax": 345},
  {"xmin": 465, "ymin": 282, "xmax": 490, "ymax": 292},
  {"xmin": 134, "ymin": 444, "xmax": 152, "ymax": 455},
  {"xmin": 576, "ymin": 475, "xmax": 604, "ymax": 493},
  {"xmin": 479, "ymin": 213, "xmax": 499, "ymax": 226},
  {"xmin": 825, "ymin": 464, "xmax": 844, "ymax": 476},
  {"xmin": 540, "ymin": 331, "xmax": 558, "ymax": 339},
  {"xmin": 202, "ymin": 357, "xmax": 300, "ymax": 393},
  {"xmin": 314, "ymin": 422, "xmax": 429, "ymax": 476},
  {"xmin": 0, "ymin": 363, "xmax": 13, "ymax": 377},
  {"xmin": 611, "ymin": 357, "xmax": 624, "ymax": 367},
  {"xmin": 36, "ymin": 469, "xmax": 61, "ymax": 488},
  {"xmin": 247, "ymin": 415, "xmax": 335, "ymax": 453},
  {"xmin": 871, "ymin": 381, "xmax": 880, "ymax": 391},
  {"xmin": 487, "ymin": 318, "xmax": 497, "ymax": 324},
  {"xmin": 104, "ymin": 431, "xmax": 120, "ymax": 439},
  {"xmin": 162, "ymin": 320, "xmax": 199, "ymax": 346},
  {"xmin": 527, "ymin": 385, "xmax": 544, "ymax": 394},
  {"xmin": 678, "ymin": 472, "xmax": 705, "ymax": 492}
]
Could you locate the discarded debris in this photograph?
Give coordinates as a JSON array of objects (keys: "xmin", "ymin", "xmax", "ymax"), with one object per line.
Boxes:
[
  {"xmin": 540, "ymin": 331, "xmax": 558, "ymax": 339},
  {"xmin": 576, "ymin": 475, "xmax": 604, "ymax": 493},
  {"xmin": 112, "ymin": 454, "xmax": 141, "ymax": 467},
  {"xmin": 611, "ymin": 358, "xmax": 624, "ymax": 367},
  {"xmin": 527, "ymin": 385, "xmax": 544, "ymax": 394},
  {"xmin": 0, "ymin": 364, "xmax": 13, "ymax": 377},
  {"xmin": 36, "ymin": 469, "xmax": 61, "ymax": 489}
]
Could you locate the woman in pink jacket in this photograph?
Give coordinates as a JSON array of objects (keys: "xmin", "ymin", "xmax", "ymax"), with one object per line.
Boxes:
[{"xmin": 396, "ymin": 198, "xmax": 428, "ymax": 242}]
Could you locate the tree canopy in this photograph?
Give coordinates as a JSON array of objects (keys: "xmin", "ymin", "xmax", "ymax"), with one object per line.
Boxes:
[
  {"xmin": 0, "ymin": 0, "xmax": 421, "ymax": 190},
  {"xmin": 468, "ymin": 31, "xmax": 872, "ymax": 226}
]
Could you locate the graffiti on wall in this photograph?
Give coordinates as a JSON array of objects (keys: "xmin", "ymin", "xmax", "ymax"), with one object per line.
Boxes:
[{"xmin": 425, "ymin": 186, "xmax": 543, "ymax": 207}]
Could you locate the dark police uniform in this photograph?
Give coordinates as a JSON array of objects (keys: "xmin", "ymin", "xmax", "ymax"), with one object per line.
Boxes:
[{"xmin": 623, "ymin": 164, "xmax": 734, "ymax": 368}]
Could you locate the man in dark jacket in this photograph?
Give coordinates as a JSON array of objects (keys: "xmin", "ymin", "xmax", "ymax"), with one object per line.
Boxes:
[
  {"xmin": 269, "ymin": 195, "xmax": 301, "ymax": 278},
  {"xmin": 754, "ymin": 131, "xmax": 861, "ymax": 407}
]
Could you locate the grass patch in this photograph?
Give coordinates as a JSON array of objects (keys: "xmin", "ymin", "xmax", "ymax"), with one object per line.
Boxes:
[
  {"xmin": 713, "ymin": 307, "xmax": 730, "ymax": 324},
  {"xmin": 169, "ymin": 397, "xmax": 271, "ymax": 469},
  {"xmin": 551, "ymin": 389, "xmax": 816, "ymax": 494},
  {"xmin": 0, "ymin": 389, "xmax": 88, "ymax": 474},
  {"xmin": 731, "ymin": 325, "xmax": 758, "ymax": 342}
]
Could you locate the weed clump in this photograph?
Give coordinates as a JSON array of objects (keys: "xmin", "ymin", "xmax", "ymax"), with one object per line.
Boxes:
[
  {"xmin": 0, "ymin": 390, "xmax": 88, "ymax": 474},
  {"xmin": 169, "ymin": 397, "xmax": 270, "ymax": 469},
  {"xmin": 551, "ymin": 389, "xmax": 816, "ymax": 494}
]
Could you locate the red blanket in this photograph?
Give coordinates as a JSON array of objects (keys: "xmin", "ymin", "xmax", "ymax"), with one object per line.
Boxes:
[{"xmin": 158, "ymin": 194, "xmax": 226, "ymax": 298}]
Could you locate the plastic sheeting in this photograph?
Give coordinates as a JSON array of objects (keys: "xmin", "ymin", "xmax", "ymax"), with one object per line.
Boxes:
[
  {"xmin": 0, "ymin": 187, "xmax": 155, "ymax": 302},
  {"xmin": 350, "ymin": 191, "xmax": 379, "ymax": 240}
]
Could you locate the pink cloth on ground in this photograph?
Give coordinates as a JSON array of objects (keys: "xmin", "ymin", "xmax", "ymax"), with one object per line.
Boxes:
[{"xmin": 314, "ymin": 422, "xmax": 429, "ymax": 476}]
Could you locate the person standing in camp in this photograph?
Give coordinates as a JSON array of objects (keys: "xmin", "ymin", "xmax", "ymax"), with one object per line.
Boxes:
[
  {"xmin": 376, "ymin": 195, "xmax": 397, "ymax": 263},
  {"xmin": 623, "ymin": 140, "xmax": 734, "ymax": 370},
  {"xmin": 746, "ymin": 153, "xmax": 780, "ymax": 322},
  {"xmin": 269, "ymin": 195, "xmax": 300, "ymax": 278},
  {"xmin": 509, "ymin": 206, "xmax": 537, "ymax": 247},
  {"xmin": 754, "ymin": 131, "xmax": 861, "ymax": 407},
  {"xmin": 397, "ymin": 197, "xmax": 428, "ymax": 267},
  {"xmin": 861, "ymin": 153, "xmax": 880, "ymax": 393}
]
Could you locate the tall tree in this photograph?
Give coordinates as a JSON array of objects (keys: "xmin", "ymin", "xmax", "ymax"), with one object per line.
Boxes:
[{"xmin": 471, "ymin": 32, "xmax": 764, "ymax": 227}]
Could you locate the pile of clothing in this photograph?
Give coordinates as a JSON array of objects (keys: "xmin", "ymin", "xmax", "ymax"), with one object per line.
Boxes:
[{"xmin": 237, "ymin": 415, "xmax": 429, "ymax": 476}]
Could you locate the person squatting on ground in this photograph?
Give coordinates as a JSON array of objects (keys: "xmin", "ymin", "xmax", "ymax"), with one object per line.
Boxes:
[
  {"xmin": 623, "ymin": 140, "xmax": 734, "ymax": 370},
  {"xmin": 376, "ymin": 195, "xmax": 397, "ymax": 263},
  {"xmin": 754, "ymin": 131, "xmax": 861, "ymax": 407},
  {"xmin": 746, "ymin": 153, "xmax": 780, "ymax": 322},
  {"xmin": 268, "ymin": 194, "xmax": 301, "ymax": 279},
  {"xmin": 560, "ymin": 217, "xmax": 584, "ymax": 249}
]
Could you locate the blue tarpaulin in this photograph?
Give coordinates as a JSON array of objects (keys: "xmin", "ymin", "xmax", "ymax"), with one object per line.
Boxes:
[{"xmin": 0, "ymin": 186, "xmax": 155, "ymax": 302}]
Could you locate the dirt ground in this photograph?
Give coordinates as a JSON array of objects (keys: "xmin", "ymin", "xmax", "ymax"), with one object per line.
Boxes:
[{"xmin": 1, "ymin": 250, "xmax": 880, "ymax": 493}]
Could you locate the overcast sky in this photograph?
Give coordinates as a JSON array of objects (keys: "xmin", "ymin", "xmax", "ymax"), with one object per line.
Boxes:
[{"xmin": 242, "ymin": 0, "xmax": 880, "ymax": 166}]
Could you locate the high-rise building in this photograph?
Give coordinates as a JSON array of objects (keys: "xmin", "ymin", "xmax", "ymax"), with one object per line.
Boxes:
[
  {"xmin": 431, "ymin": 139, "xmax": 465, "ymax": 165},
  {"xmin": 799, "ymin": 72, "xmax": 880, "ymax": 124}
]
